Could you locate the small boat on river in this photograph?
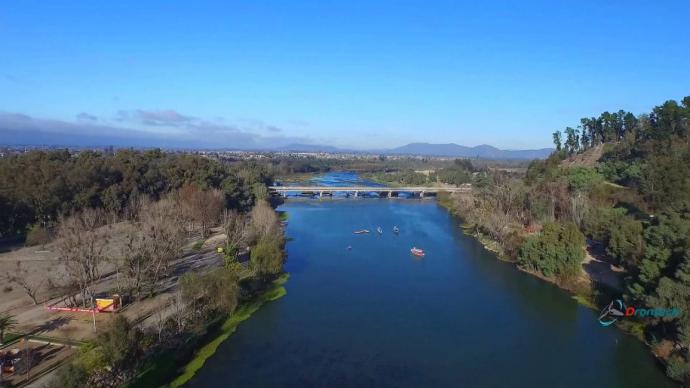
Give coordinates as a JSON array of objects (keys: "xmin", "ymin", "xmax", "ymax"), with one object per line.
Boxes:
[
  {"xmin": 377, "ymin": 226, "xmax": 383, "ymax": 234},
  {"xmin": 354, "ymin": 229, "xmax": 370, "ymax": 234},
  {"xmin": 410, "ymin": 247, "xmax": 425, "ymax": 257},
  {"xmin": 393, "ymin": 226, "xmax": 399, "ymax": 234}
]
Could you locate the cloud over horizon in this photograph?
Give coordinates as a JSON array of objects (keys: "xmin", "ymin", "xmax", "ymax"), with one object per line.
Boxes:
[
  {"xmin": 76, "ymin": 112, "xmax": 98, "ymax": 121},
  {"xmin": 0, "ymin": 110, "xmax": 311, "ymax": 149}
]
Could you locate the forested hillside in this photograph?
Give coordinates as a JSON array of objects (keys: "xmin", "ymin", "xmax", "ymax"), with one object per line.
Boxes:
[{"xmin": 444, "ymin": 96, "xmax": 690, "ymax": 383}]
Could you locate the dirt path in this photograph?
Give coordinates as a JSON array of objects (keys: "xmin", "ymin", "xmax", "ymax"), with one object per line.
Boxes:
[{"xmin": 581, "ymin": 243, "xmax": 624, "ymax": 291}]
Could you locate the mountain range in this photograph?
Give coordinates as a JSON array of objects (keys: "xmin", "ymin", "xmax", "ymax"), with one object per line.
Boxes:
[
  {"xmin": 386, "ymin": 142, "xmax": 553, "ymax": 159},
  {"xmin": 279, "ymin": 142, "xmax": 553, "ymax": 160}
]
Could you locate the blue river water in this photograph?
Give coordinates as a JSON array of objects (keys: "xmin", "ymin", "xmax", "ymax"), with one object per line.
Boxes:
[{"xmin": 189, "ymin": 172, "xmax": 673, "ymax": 387}]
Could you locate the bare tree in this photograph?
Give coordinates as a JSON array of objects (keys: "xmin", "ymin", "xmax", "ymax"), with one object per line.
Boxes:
[
  {"xmin": 249, "ymin": 200, "xmax": 280, "ymax": 243},
  {"xmin": 223, "ymin": 210, "xmax": 248, "ymax": 258},
  {"xmin": 143, "ymin": 198, "xmax": 186, "ymax": 294},
  {"xmin": 118, "ymin": 196, "xmax": 189, "ymax": 299},
  {"xmin": 123, "ymin": 189, "xmax": 149, "ymax": 222},
  {"xmin": 4, "ymin": 261, "xmax": 45, "ymax": 305},
  {"xmin": 170, "ymin": 290, "xmax": 187, "ymax": 335},
  {"xmin": 153, "ymin": 305, "xmax": 167, "ymax": 343},
  {"xmin": 119, "ymin": 223, "xmax": 148, "ymax": 298},
  {"xmin": 178, "ymin": 185, "xmax": 225, "ymax": 238},
  {"xmin": 570, "ymin": 193, "xmax": 590, "ymax": 228},
  {"xmin": 55, "ymin": 208, "xmax": 108, "ymax": 308}
]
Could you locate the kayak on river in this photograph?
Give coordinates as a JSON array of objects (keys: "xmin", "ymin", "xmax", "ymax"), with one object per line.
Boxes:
[
  {"xmin": 354, "ymin": 229, "xmax": 370, "ymax": 234},
  {"xmin": 411, "ymin": 247, "xmax": 425, "ymax": 257}
]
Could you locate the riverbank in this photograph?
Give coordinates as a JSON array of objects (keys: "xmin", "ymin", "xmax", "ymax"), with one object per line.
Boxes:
[
  {"xmin": 359, "ymin": 173, "xmax": 405, "ymax": 187},
  {"xmin": 130, "ymin": 273, "xmax": 290, "ymax": 388},
  {"xmin": 168, "ymin": 273, "xmax": 289, "ymax": 387},
  {"xmin": 275, "ymin": 172, "xmax": 319, "ymax": 183},
  {"xmin": 436, "ymin": 193, "xmax": 678, "ymax": 379}
]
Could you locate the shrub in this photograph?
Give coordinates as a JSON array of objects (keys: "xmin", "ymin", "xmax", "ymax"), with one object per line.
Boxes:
[
  {"xmin": 101, "ymin": 315, "xmax": 144, "ymax": 370},
  {"xmin": 564, "ymin": 166, "xmax": 604, "ymax": 193},
  {"xmin": 25, "ymin": 224, "xmax": 50, "ymax": 247},
  {"xmin": 250, "ymin": 237, "xmax": 284, "ymax": 277},
  {"xmin": 518, "ymin": 222, "xmax": 585, "ymax": 282},
  {"xmin": 666, "ymin": 356, "xmax": 690, "ymax": 384},
  {"xmin": 50, "ymin": 362, "xmax": 89, "ymax": 388},
  {"xmin": 179, "ymin": 267, "xmax": 240, "ymax": 331}
]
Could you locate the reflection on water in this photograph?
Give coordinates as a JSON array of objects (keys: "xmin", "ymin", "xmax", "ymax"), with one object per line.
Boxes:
[{"xmin": 190, "ymin": 173, "xmax": 673, "ymax": 388}]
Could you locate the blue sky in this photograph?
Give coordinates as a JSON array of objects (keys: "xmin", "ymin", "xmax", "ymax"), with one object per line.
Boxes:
[{"xmin": 1, "ymin": 1, "xmax": 689, "ymax": 149}]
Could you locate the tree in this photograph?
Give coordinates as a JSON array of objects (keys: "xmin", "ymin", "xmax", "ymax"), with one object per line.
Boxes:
[
  {"xmin": 607, "ymin": 216, "xmax": 644, "ymax": 267},
  {"xmin": 55, "ymin": 208, "xmax": 108, "ymax": 307},
  {"xmin": 223, "ymin": 210, "xmax": 248, "ymax": 262},
  {"xmin": 179, "ymin": 267, "xmax": 240, "ymax": 325},
  {"xmin": 518, "ymin": 222, "xmax": 585, "ymax": 283},
  {"xmin": 178, "ymin": 184, "xmax": 225, "ymax": 238},
  {"xmin": 50, "ymin": 361, "xmax": 89, "ymax": 388},
  {"xmin": 4, "ymin": 261, "xmax": 45, "ymax": 304},
  {"xmin": 0, "ymin": 313, "xmax": 17, "ymax": 344},
  {"xmin": 552, "ymin": 131, "xmax": 562, "ymax": 151},
  {"xmin": 250, "ymin": 237, "xmax": 284, "ymax": 277},
  {"xmin": 564, "ymin": 127, "xmax": 580, "ymax": 155},
  {"xmin": 249, "ymin": 200, "xmax": 281, "ymax": 244},
  {"xmin": 120, "ymin": 197, "xmax": 187, "ymax": 298},
  {"xmin": 100, "ymin": 315, "xmax": 143, "ymax": 371}
]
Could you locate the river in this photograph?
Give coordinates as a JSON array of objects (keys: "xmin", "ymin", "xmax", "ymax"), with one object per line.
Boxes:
[{"xmin": 189, "ymin": 173, "xmax": 673, "ymax": 387}]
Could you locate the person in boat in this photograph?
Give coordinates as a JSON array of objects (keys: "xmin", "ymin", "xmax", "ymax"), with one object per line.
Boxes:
[{"xmin": 393, "ymin": 226, "xmax": 400, "ymax": 233}]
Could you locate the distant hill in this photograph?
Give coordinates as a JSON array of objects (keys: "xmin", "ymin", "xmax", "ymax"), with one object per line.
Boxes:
[
  {"xmin": 275, "ymin": 143, "xmax": 347, "ymax": 153},
  {"xmin": 274, "ymin": 142, "xmax": 553, "ymax": 159},
  {"xmin": 387, "ymin": 143, "xmax": 553, "ymax": 159}
]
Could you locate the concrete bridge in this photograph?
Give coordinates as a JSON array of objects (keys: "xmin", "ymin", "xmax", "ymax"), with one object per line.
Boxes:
[{"xmin": 268, "ymin": 184, "xmax": 471, "ymax": 198}]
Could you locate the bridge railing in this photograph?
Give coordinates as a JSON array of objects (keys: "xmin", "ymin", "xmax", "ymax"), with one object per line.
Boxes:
[{"xmin": 267, "ymin": 185, "xmax": 471, "ymax": 198}]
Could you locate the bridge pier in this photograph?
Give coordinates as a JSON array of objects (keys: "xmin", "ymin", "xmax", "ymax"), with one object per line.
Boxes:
[
  {"xmin": 354, "ymin": 190, "xmax": 359, "ymax": 198},
  {"xmin": 420, "ymin": 191, "xmax": 425, "ymax": 199},
  {"xmin": 388, "ymin": 191, "xmax": 392, "ymax": 198}
]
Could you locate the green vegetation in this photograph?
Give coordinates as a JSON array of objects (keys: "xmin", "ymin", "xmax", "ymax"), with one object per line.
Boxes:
[
  {"xmin": 366, "ymin": 170, "xmax": 433, "ymax": 186},
  {"xmin": 251, "ymin": 237, "xmax": 284, "ymax": 276},
  {"xmin": 168, "ymin": 274, "xmax": 289, "ymax": 387},
  {"xmin": 51, "ymin": 316, "xmax": 145, "ymax": 388},
  {"xmin": 0, "ymin": 149, "xmax": 273, "ymax": 238},
  {"xmin": 191, "ymin": 239, "xmax": 205, "ymax": 251},
  {"xmin": 52, "ymin": 259, "xmax": 287, "ymax": 388},
  {"xmin": 8, "ymin": 149, "xmax": 293, "ymax": 387},
  {"xmin": 444, "ymin": 95, "xmax": 690, "ymax": 384},
  {"xmin": 364, "ymin": 158, "xmax": 475, "ymax": 187},
  {"xmin": 518, "ymin": 222, "xmax": 585, "ymax": 282},
  {"xmin": 0, "ymin": 313, "xmax": 17, "ymax": 344}
]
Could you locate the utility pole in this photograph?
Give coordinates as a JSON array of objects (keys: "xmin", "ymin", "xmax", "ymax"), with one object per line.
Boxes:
[
  {"xmin": 92, "ymin": 297, "xmax": 97, "ymax": 332},
  {"xmin": 25, "ymin": 336, "xmax": 30, "ymax": 382}
]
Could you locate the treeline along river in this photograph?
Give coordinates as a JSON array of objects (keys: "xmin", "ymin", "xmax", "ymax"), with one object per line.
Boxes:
[{"xmin": 189, "ymin": 173, "xmax": 673, "ymax": 387}]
